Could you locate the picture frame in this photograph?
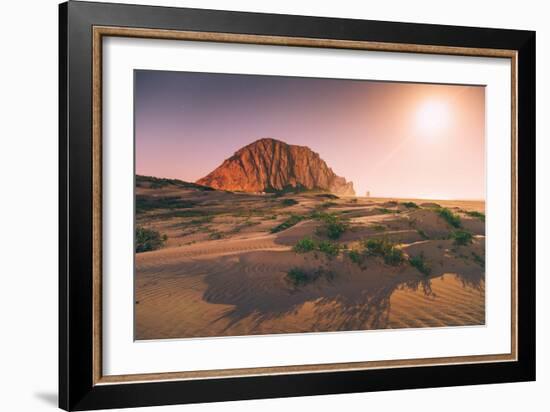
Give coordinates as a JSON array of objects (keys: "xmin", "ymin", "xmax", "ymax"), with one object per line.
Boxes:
[{"xmin": 59, "ymin": 1, "xmax": 536, "ymax": 410}]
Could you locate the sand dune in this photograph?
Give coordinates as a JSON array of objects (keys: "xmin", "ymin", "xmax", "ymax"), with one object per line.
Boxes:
[
  {"xmin": 136, "ymin": 248, "xmax": 484, "ymax": 338},
  {"xmin": 135, "ymin": 183, "xmax": 485, "ymax": 340}
]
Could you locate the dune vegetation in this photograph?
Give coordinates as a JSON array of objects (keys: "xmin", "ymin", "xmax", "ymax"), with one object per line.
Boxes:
[{"xmin": 134, "ymin": 174, "xmax": 486, "ymax": 339}]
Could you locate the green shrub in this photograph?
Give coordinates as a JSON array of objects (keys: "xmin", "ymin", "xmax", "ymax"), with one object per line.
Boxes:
[
  {"xmin": 438, "ymin": 207, "xmax": 461, "ymax": 228},
  {"xmin": 347, "ymin": 239, "xmax": 405, "ymax": 268},
  {"xmin": 281, "ymin": 198, "xmax": 299, "ymax": 207},
  {"xmin": 376, "ymin": 208, "xmax": 393, "ymax": 214},
  {"xmin": 451, "ymin": 230, "xmax": 473, "ymax": 245},
  {"xmin": 314, "ymin": 212, "xmax": 349, "ymax": 240},
  {"xmin": 286, "ymin": 268, "xmax": 311, "ymax": 286},
  {"xmin": 465, "ymin": 210, "xmax": 485, "ymax": 222},
  {"xmin": 371, "ymin": 224, "xmax": 386, "ymax": 232},
  {"xmin": 364, "ymin": 238, "xmax": 387, "ymax": 254},
  {"xmin": 293, "ymin": 237, "xmax": 341, "ymax": 258},
  {"xmin": 383, "ymin": 247, "xmax": 405, "ymax": 265},
  {"xmin": 317, "ymin": 240, "xmax": 341, "ymax": 257},
  {"xmin": 348, "ymin": 249, "xmax": 363, "ymax": 265},
  {"xmin": 286, "ymin": 267, "xmax": 334, "ymax": 287},
  {"xmin": 270, "ymin": 214, "xmax": 306, "ymax": 233},
  {"xmin": 136, "ymin": 226, "xmax": 167, "ymax": 253},
  {"xmin": 293, "ymin": 236, "xmax": 316, "ymax": 253},
  {"xmin": 402, "ymin": 201, "xmax": 419, "ymax": 209},
  {"xmin": 409, "ymin": 253, "xmax": 431, "ymax": 275},
  {"xmin": 326, "ymin": 220, "xmax": 347, "ymax": 239},
  {"xmin": 363, "ymin": 238, "xmax": 404, "ymax": 266}
]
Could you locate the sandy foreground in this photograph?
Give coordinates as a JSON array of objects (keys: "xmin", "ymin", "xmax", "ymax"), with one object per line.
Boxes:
[{"xmin": 135, "ymin": 180, "xmax": 485, "ymax": 340}]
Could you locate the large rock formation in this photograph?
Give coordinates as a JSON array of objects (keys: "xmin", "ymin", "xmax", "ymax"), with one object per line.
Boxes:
[{"xmin": 196, "ymin": 138, "xmax": 355, "ymax": 196}]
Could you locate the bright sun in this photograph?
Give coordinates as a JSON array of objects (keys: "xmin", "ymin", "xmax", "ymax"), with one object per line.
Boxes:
[{"xmin": 415, "ymin": 100, "xmax": 450, "ymax": 137}]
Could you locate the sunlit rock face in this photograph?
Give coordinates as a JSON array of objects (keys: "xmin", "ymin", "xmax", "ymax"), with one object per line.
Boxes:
[{"xmin": 196, "ymin": 138, "xmax": 355, "ymax": 196}]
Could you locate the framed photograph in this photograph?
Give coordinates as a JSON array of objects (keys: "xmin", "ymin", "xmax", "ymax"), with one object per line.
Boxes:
[{"xmin": 59, "ymin": 1, "xmax": 535, "ymax": 410}]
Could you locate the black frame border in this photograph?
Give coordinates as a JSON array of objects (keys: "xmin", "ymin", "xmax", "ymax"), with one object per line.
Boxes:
[{"xmin": 59, "ymin": 1, "xmax": 535, "ymax": 410}]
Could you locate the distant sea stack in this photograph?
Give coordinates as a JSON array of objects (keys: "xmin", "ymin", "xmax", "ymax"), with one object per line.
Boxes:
[{"xmin": 196, "ymin": 138, "xmax": 355, "ymax": 196}]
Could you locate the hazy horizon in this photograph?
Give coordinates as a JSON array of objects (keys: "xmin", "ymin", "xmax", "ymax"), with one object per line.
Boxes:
[{"xmin": 135, "ymin": 70, "xmax": 485, "ymax": 200}]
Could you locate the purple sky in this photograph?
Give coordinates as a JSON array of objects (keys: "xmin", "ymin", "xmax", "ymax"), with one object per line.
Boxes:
[{"xmin": 135, "ymin": 70, "xmax": 485, "ymax": 200}]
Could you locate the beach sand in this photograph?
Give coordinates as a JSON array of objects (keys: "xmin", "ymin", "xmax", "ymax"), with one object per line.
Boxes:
[{"xmin": 135, "ymin": 181, "xmax": 485, "ymax": 340}]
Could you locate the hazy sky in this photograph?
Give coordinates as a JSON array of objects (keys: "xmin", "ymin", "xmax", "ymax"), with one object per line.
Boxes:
[{"xmin": 135, "ymin": 70, "xmax": 485, "ymax": 200}]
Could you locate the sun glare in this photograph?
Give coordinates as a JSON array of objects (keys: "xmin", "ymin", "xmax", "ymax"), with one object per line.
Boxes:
[{"xmin": 415, "ymin": 100, "xmax": 450, "ymax": 137}]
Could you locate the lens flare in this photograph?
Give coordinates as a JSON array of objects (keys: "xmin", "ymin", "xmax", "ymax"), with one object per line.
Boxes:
[{"xmin": 415, "ymin": 100, "xmax": 450, "ymax": 137}]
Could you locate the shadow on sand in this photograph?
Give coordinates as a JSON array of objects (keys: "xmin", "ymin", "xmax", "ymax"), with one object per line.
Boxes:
[{"xmin": 201, "ymin": 250, "xmax": 485, "ymax": 334}]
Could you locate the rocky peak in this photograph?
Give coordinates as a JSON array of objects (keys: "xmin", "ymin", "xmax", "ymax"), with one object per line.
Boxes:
[{"xmin": 196, "ymin": 138, "xmax": 355, "ymax": 196}]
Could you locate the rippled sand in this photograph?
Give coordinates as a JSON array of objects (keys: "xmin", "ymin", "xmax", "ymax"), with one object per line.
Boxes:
[
  {"xmin": 136, "ymin": 264, "xmax": 484, "ymax": 340},
  {"xmin": 135, "ymin": 185, "xmax": 485, "ymax": 339}
]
